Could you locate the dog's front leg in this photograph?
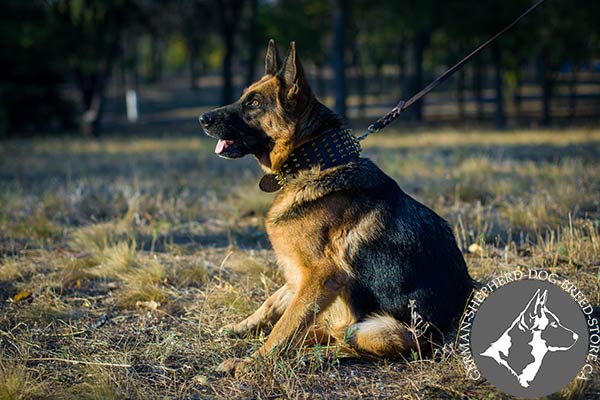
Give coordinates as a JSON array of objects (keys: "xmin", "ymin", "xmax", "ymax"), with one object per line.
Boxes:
[
  {"xmin": 221, "ymin": 284, "xmax": 294, "ymax": 336},
  {"xmin": 258, "ymin": 270, "xmax": 348, "ymax": 356},
  {"xmin": 216, "ymin": 270, "xmax": 347, "ymax": 376}
]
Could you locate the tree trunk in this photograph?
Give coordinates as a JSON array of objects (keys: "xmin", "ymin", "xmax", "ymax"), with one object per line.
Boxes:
[
  {"xmin": 457, "ymin": 67, "xmax": 465, "ymax": 121},
  {"xmin": 374, "ymin": 63, "xmax": 383, "ymax": 95},
  {"xmin": 539, "ymin": 47, "xmax": 553, "ymax": 126},
  {"xmin": 188, "ymin": 41, "xmax": 201, "ymax": 90},
  {"xmin": 473, "ymin": 61, "xmax": 484, "ymax": 122},
  {"xmin": 150, "ymin": 33, "xmax": 164, "ymax": 83},
  {"xmin": 81, "ymin": 32, "xmax": 120, "ymax": 137},
  {"xmin": 218, "ymin": 0, "xmax": 244, "ymax": 105},
  {"xmin": 397, "ymin": 42, "xmax": 405, "ymax": 91},
  {"xmin": 513, "ymin": 65, "xmax": 523, "ymax": 124},
  {"xmin": 244, "ymin": 0, "xmax": 259, "ymax": 87},
  {"xmin": 314, "ymin": 61, "xmax": 326, "ymax": 98},
  {"xmin": 332, "ymin": 0, "xmax": 348, "ymax": 119},
  {"xmin": 404, "ymin": 31, "xmax": 431, "ymax": 122},
  {"xmin": 492, "ymin": 43, "xmax": 506, "ymax": 129},
  {"xmin": 352, "ymin": 47, "xmax": 366, "ymax": 118},
  {"xmin": 182, "ymin": 2, "xmax": 203, "ymax": 91},
  {"xmin": 74, "ymin": 67, "xmax": 96, "ymax": 112},
  {"xmin": 221, "ymin": 27, "xmax": 235, "ymax": 105},
  {"xmin": 357, "ymin": 70, "xmax": 366, "ymax": 118},
  {"xmin": 568, "ymin": 66, "xmax": 578, "ymax": 122},
  {"xmin": 123, "ymin": 33, "xmax": 140, "ymax": 122}
]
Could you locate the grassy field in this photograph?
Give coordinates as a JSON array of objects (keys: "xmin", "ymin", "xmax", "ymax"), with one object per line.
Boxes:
[{"xmin": 1, "ymin": 128, "xmax": 600, "ymax": 399}]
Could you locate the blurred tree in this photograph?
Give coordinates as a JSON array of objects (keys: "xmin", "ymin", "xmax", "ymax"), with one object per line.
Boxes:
[
  {"xmin": 446, "ymin": 0, "xmax": 527, "ymax": 128},
  {"xmin": 177, "ymin": 0, "xmax": 214, "ymax": 89},
  {"xmin": 1, "ymin": 0, "xmax": 598, "ymax": 136},
  {"xmin": 529, "ymin": 0, "xmax": 592, "ymax": 126},
  {"xmin": 50, "ymin": 0, "xmax": 140, "ymax": 136},
  {"xmin": 396, "ymin": 0, "xmax": 440, "ymax": 123},
  {"xmin": 491, "ymin": 42, "xmax": 506, "ymax": 129},
  {"xmin": 0, "ymin": 1, "xmax": 74, "ymax": 135},
  {"xmin": 137, "ymin": 0, "xmax": 180, "ymax": 83},
  {"xmin": 332, "ymin": 0, "xmax": 348, "ymax": 119},
  {"xmin": 261, "ymin": 0, "xmax": 331, "ymax": 97},
  {"xmin": 353, "ymin": 0, "xmax": 404, "ymax": 96},
  {"xmin": 433, "ymin": 3, "xmax": 478, "ymax": 122},
  {"xmin": 217, "ymin": 0, "xmax": 245, "ymax": 105},
  {"xmin": 244, "ymin": 0, "xmax": 260, "ymax": 86}
]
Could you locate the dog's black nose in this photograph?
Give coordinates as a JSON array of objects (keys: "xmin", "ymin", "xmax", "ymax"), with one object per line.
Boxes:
[{"xmin": 199, "ymin": 112, "xmax": 213, "ymax": 128}]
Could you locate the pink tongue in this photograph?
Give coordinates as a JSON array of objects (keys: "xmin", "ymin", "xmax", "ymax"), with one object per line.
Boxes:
[{"xmin": 215, "ymin": 140, "xmax": 235, "ymax": 154}]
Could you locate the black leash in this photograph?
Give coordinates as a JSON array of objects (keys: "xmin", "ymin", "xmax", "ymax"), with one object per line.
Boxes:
[{"xmin": 355, "ymin": 0, "xmax": 548, "ymax": 141}]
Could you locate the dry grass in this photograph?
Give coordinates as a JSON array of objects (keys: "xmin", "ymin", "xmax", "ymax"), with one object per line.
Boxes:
[{"xmin": 1, "ymin": 128, "xmax": 600, "ymax": 399}]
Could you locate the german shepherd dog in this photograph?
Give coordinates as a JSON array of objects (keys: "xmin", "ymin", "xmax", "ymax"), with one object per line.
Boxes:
[{"xmin": 200, "ymin": 40, "xmax": 474, "ymax": 374}]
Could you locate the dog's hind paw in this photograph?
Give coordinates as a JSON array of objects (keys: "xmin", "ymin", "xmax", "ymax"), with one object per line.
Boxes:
[{"xmin": 216, "ymin": 357, "xmax": 251, "ymax": 376}]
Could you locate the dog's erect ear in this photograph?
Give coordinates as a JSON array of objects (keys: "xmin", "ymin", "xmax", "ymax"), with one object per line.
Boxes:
[
  {"xmin": 519, "ymin": 289, "xmax": 542, "ymax": 329},
  {"xmin": 280, "ymin": 42, "xmax": 303, "ymax": 86},
  {"xmin": 278, "ymin": 42, "xmax": 312, "ymax": 112},
  {"xmin": 265, "ymin": 39, "xmax": 281, "ymax": 76},
  {"xmin": 533, "ymin": 289, "xmax": 548, "ymax": 316}
]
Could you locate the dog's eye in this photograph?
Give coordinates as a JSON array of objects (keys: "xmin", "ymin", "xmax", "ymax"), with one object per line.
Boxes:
[
  {"xmin": 551, "ymin": 322, "xmax": 558, "ymax": 328},
  {"xmin": 250, "ymin": 99, "xmax": 261, "ymax": 108}
]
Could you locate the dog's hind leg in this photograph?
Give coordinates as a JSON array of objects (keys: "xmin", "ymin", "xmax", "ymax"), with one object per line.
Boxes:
[
  {"xmin": 221, "ymin": 284, "xmax": 294, "ymax": 336},
  {"xmin": 345, "ymin": 314, "xmax": 417, "ymax": 358}
]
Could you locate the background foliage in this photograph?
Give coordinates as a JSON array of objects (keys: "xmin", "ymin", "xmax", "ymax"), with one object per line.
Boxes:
[{"xmin": 1, "ymin": 0, "xmax": 599, "ymax": 136}]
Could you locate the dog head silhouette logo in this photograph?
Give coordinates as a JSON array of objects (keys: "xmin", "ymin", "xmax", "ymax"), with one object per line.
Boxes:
[
  {"xmin": 470, "ymin": 280, "xmax": 589, "ymax": 398},
  {"xmin": 480, "ymin": 289, "xmax": 579, "ymax": 388}
]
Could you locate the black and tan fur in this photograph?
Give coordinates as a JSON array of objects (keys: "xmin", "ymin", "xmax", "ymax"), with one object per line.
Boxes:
[{"xmin": 199, "ymin": 40, "xmax": 474, "ymax": 375}]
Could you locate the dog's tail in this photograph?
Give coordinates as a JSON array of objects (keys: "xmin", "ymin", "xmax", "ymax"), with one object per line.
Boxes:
[{"xmin": 343, "ymin": 314, "xmax": 421, "ymax": 359}]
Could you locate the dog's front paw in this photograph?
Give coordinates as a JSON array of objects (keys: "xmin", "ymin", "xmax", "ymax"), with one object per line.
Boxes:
[
  {"xmin": 220, "ymin": 321, "xmax": 252, "ymax": 337},
  {"xmin": 219, "ymin": 323, "xmax": 247, "ymax": 338},
  {"xmin": 219, "ymin": 325, "xmax": 240, "ymax": 338},
  {"xmin": 216, "ymin": 357, "xmax": 251, "ymax": 376}
]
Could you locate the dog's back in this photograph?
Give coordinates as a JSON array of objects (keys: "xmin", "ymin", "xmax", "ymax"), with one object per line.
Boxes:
[{"xmin": 349, "ymin": 160, "xmax": 472, "ymax": 332}]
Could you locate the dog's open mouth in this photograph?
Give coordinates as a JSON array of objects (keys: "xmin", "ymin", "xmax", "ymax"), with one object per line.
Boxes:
[
  {"xmin": 214, "ymin": 138, "xmax": 254, "ymax": 159},
  {"xmin": 215, "ymin": 139, "xmax": 235, "ymax": 155},
  {"xmin": 202, "ymin": 117, "xmax": 266, "ymax": 159}
]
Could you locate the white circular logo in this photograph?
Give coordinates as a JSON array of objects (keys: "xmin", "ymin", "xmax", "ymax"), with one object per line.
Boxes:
[{"xmin": 459, "ymin": 270, "xmax": 598, "ymax": 398}]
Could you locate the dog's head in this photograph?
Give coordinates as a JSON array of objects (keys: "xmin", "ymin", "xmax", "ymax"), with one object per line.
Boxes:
[
  {"xmin": 199, "ymin": 40, "xmax": 314, "ymax": 172},
  {"xmin": 520, "ymin": 289, "xmax": 578, "ymax": 351}
]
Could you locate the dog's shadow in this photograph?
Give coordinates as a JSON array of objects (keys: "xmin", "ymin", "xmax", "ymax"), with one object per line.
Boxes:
[{"xmin": 136, "ymin": 222, "xmax": 271, "ymax": 252}]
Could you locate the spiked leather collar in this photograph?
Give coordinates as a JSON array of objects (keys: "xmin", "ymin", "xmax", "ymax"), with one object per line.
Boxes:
[{"xmin": 259, "ymin": 128, "xmax": 362, "ymax": 192}]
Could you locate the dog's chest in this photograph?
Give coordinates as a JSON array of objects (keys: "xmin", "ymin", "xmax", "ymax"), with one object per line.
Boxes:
[
  {"xmin": 265, "ymin": 214, "xmax": 318, "ymax": 286},
  {"xmin": 264, "ymin": 192, "xmax": 345, "ymax": 285}
]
